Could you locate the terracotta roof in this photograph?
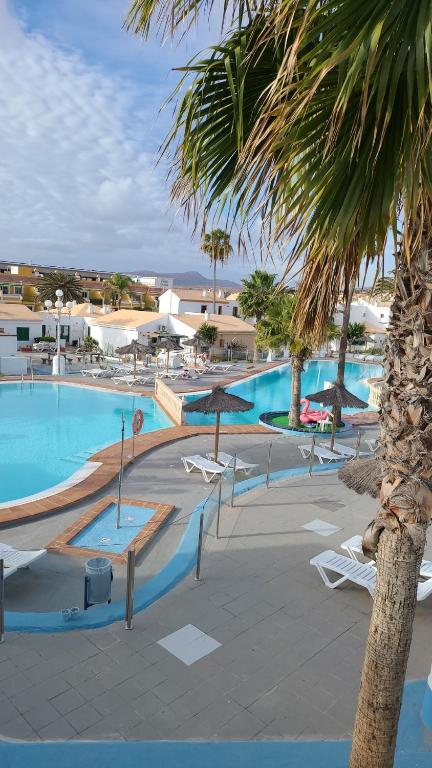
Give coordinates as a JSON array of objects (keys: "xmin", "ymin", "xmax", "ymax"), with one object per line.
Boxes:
[
  {"xmin": 365, "ymin": 323, "xmax": 388, "ymax": 334},
  {"xmin": 88, "ymin": 310, "xmax": 166, "ymax": 330},
  {"xmin": 225, "ymin": 292, "xmax": 239, "ymax": 301},
  {"xmin": 173, "ymin": 313, "xmax": 255, "ymax": 334},
  {"xmin": 0, "ymin": 274, "xmax": 37, "ymax": 285},
  {"xmin": 0, "ymin": 303, "xmax": 41, "ymax": 321}
]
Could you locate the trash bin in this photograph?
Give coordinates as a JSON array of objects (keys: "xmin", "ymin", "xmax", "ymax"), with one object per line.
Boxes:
[{"xmin": 84, "ymin": 557, "xmax": 113, "ymax": 609}]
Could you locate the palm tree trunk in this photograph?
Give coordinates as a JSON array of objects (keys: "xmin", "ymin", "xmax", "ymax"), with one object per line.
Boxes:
[
  {"xmin": 349, "ymin": 228, "xmax": 432, "ymax": 768},
  {"xmin": 213, "ymin": 259, "xmax": 217, "ymax": 314},
  {"xmin": 289, "ymin": 355, "xmax": 303, "ymax": 428},
  {"xmin": 253, "ymin": 313, "xmax": 261, "ymax": 363},
  {"xmin": 333, "ymin": 275, "xmax": 355, "ymax": 427}
]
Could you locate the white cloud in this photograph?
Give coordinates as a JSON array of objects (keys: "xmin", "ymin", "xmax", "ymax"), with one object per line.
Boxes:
[{"xmin": 0, "ymin": 0, "xmax": 239, "ymax": 275}]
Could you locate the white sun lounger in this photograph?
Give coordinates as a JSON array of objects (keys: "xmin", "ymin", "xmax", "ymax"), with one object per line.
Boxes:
[
  {"xmin": 310, "ymin": 550, "xmax": 432, "ymax": 601},
  {"xmin": 112, "ymin": 375, "xmax": 155, "ymax": 386},
  {"xmin": 182, "ymin": 455, "xmax": 226, "ymax": 483},
  {"xmin": 206, "ymin": 452, "xmax": 258, "ymax": 474},
  {"xmin": 365, "ymin": 438, "xmax": 379, "ymax": 452},
  {"xmin": 205, "ymin": 363, "xmax": 236, "ymax": 373},
  {"xmin": 0, "ymin": 543, "xmax": 46, "ymax": 572},
  {"xmin": 321, "ymin": 441, "xmax": 369, "ymax": 458},
  {"xmin": 341, "ymin": 535, "xmax": 432, "ymax": 578},
  {"xmin": 80, "ymin": 368, "xmax": 113, "ymax": 379},
  {"xmin": 298, "ymin": 445, "xmax": 346, "ymax": 464}
]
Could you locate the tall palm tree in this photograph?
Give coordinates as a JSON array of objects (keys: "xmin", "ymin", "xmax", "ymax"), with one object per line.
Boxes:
[
  {"xmin": 238, "ymin": 270, "xmax": 277, "ymax": 361},
  {"xmin": 200, "ymin": 230, "xmax": 233, "ymax": 314},
  {"xmin": 104, "ymin": 273, "xmax": 133, "ymax": 311},
  {"xmin": 256, "ymin": 293, "xmax": 311, "ymax": 428},
  {"xmin": 37, "ymin": 271, "xmax": 83, "ymax": 304},
  {"xmin": 127, "ymin": 2, "xmax": 432, "ymax": 765}
]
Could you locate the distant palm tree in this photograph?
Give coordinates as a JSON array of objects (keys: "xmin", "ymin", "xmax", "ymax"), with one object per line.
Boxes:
[
  {"xmin": 238, "ymin": 270, "xmax": 277, "ymax": 361},
  {"xmin": 197, "ymin": 322, "xmax": 218, "ymax": 361},
  {"xmin": 104, "ymin": 273, "xmax": 133, "ymax": 310},
  {"xmin": 256, "ymin": 293, "xmax": 311, "ymax": 428},
  {"xmin": 200, "ymin": 230, "xmax": 233, "ymax": 314},
  {"xmin": 37, "ymin": 271, "xmax": 83, "ymax": 305}
]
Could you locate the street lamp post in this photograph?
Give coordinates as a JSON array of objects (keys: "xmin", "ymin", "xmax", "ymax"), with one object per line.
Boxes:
[{"xmin": 44, "ymin": 290, "xmax": 73, "ymax": 375}]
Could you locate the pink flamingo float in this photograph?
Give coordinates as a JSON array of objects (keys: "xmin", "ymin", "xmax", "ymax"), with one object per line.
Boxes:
[{"xmin": 300, "ymin": 397, "xmax": 330, "ymax": 425}]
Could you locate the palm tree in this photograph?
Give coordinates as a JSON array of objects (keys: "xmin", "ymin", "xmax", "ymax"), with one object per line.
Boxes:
[
  {"xmin": 347, "ymin": 322, "xmax": 367, "ymax": 352},
  {"xmin": 37, "ymin": 271, "xmax": 83, "ymax": 304},
  {"xmin": 238, "ymin": 270, "xmax": 277, "ymax": 361},
  {"xmin": 325, "ymin": 320, "xmax": 341, "ymax": 356},
  {"xmin": 197, "ymin": 322, "xmax": 218, "ymax": 360},
  {"xmin": 200, "ymin": 230, "xmax": 233, "ymax": 314},
  {"xmin": 256, "ymin": 293, "xmax": 311, "ymax": 428},
  {"xmin": 104, "ymin": 273, "xmax": 133, "ymax": 310},
  {"xmin": 128, "ymin": 2, "xmax": 432, "ymax": 765}
]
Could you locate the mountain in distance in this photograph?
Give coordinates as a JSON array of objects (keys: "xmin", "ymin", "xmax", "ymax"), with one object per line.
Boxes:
[{"xmin": 131, "ymin": 269, "xmax": 241, "ymax": 289}]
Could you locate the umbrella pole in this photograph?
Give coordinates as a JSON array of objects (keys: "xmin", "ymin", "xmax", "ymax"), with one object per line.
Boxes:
[
  {"xmin": 215, "ymin": 412, "xmax": 221, "ymax": 463},
  {"xmin": 116, "ymin": 411, "xmax": 125, "ymax": 529},
  {"xmin": 309, "ymin": 433, "xmax": 316, "ymax": 477},
  {"xmin": 133, "ymin": 351, "xmax": 136, "ymax": 380},
  {"xmin": 330, "ymin": 405, "xmax": 337, "ymax": 451},
  {"xmin": 166, "ymin": 349, "xmax": 170, "ymax": 372}
]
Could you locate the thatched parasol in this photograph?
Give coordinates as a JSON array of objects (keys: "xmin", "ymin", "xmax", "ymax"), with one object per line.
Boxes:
[
  {"xmin": 115, "ymin": 340, "xmax": 153, "ymax": 377},
  {"xmin": 153, "ymin": 337, "xmax": 183, "ymax": 371},
  {"xmin": 183, "ymin": 386, "xmax": 254, "ymax": 462},
  {"xmin": 305, "ymin": 382, "xmax": 369, "ymax": 450},
  {"xmin": 338, "ymin": 456, "xmax": 384, "ymax": 498}
]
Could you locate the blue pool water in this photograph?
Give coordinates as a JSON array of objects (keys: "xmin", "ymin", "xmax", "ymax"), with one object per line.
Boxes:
[
  {"xmin": 184, "ymin": 360, "xmax": 383, "ymax": 426},
  {"xmin": 70, "ymin": 503, "xmax": 155, "ymax": 554},
  {"xmin": 0, "ymin": 383, "xmax": 172, "ymax": 504}
]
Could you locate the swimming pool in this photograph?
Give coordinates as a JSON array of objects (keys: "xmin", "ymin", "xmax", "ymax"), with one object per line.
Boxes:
[
  {"xmin": 184, "ymin": 360, "xmax": 383, "ymax": 426},
  {"xmin": 0, "ymin": 383, "xmax": 172, "ymax": 505}
]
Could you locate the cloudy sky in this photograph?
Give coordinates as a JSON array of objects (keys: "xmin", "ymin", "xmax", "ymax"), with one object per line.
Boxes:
[{"xmin": 0, "ymin": 0, "xmax": 267, "ymax": 281}]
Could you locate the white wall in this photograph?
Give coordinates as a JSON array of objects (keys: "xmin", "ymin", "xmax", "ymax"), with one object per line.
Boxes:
[
  {"xmin": 86, "ymin": 323, "xmax": 137, "ymax": 354},
  {"xmin": 0, "ymin": 319, "xmax": 42, "ymax": 348},
  {"xmin": 0, "ymin": 334, "xmax": 17, "ymax": 355},
  {"xmin": 157, "ymin": 290, "xmax": 179, "ymax": 313},
  {"xmin": 158, "ymin": 290, "xmax": 227, "ymax": 316},
  {"xmin": 335, "ymin": 298, "xmax": 390, "ymax": 331}
]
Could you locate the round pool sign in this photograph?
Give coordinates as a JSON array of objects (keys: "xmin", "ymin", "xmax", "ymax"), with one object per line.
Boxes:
[{"xmin": 132, "ymin": 408, "xmax": 144, "ymax": 435}]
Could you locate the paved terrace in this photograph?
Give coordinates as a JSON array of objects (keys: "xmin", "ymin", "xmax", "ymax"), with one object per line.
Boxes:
[{"xmin": 1, "ymin": 427, "xmax": 431, "ymax": 744}]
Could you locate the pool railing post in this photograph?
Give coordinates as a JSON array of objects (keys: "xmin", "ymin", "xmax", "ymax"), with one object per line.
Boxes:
[
  {"xmin": 266, "ymin": 442, "xmax": 272, "ymax": 488},
  {"xmin": 125, "ymin": 548, "xmax": 135, "ymax": 630},
  {"xmin": 216, "ymin": 478, "xmax": 222, "ymax": 539},
  {"xmin": 309, "ymin": 434, "xmax": 316, "ymax": 477},
  {"xmin": 116, "ymin": 411, "xmax": 126, "ymax": 529},
  {"xmin": 0, "ymin": 559, "xmax": 4, "ymax": 643},
  {"xmin": 195, "ymin": 513, "xmax": 204, "ymax": 581},
  {"xmin": 355, "ymin": 429, "xmax": 361, "ymax": 458},
  {"xmin": 230, "ymin": 454, "xmax": 237, "ymax": 507}
]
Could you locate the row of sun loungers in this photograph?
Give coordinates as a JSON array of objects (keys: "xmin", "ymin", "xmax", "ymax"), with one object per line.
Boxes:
[
  {"xmin": 182, "ymin": 453, "xmax": 258, "ymax": 483},
  {"xmin": 298, "ymin": 441, "xmax": 371, "ymax": 464}
]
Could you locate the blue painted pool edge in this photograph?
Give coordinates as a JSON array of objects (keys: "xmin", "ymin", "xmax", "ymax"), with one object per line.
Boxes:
[{"xmin": 4, "ymin": 463, "xmax": 342, "ymax": 633}]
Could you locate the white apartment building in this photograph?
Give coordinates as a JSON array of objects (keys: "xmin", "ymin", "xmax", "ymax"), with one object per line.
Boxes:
[{"xmin": 131, "ymin": 276, "xmax": 174, "ymax": 290}]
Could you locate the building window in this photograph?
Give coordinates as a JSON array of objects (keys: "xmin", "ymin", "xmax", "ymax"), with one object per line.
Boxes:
[
  {"xmin": 1, "ymin": 286, "xmax": 9, "ymax": 294},
  {"xmin": 232, "ymin": 306, "xmax": 238, "ymax": 317},
  {"xmin": 218, "ymin": 306, "xmax": 222, "ymax": 315},
  {"xmin": 380, "ymin": 313, "xmax": 385, "ymax": 319},
  {"xmin": 219, "ymin": 338, "xmax": 224, "ymax": 348},
  {"xmin": 201, "ymin": 305, "xmax": 207, "ymax": 313},
  {"xmin": 12, "ymin": 285, "xmax": 22, "ymax": 295},
  {"xmin": 16, "ymin": 327, "xmax": 29, "ymax": 341}
]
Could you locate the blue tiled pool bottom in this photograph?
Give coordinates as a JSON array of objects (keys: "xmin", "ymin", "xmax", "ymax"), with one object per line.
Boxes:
[{"xmin": 70, "ymin": 503, "xmax": 155, "ymax": 554}]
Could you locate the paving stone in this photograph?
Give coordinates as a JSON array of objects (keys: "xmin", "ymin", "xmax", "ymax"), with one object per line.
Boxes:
[
  {"xmin": 38, "ymin": 717, "xmax": 78, "ymax": 740},
  {"xmin": 75, "ymin": 677, "xmax": 108, "ymax": 702},
  {"xmin": 0, "ymin": 671, "xmax": 32, "ymax": 697},
  {"xmin": 65, "ymin": 703, "xmax": 103, "ymax": 733},
  {"xmin": 133, "ymin": 691, "xmax": 166, "ymax": 719},
  {"xmin": 24, "ymin": 700, "xmax": 60, "ymax": 731},
  {"xmin": 215, "ymin": 709, "xmax": 266, "ymax": 738},
  {"xmin": 52, "ymin": 688, "xmax": 86, "ymax": 716},
  {"xmin": 0, "ymin": 697, "xmax": 20, "ymax": 725},
  {"xmin": 0, "ymin": 715, "xmax": 39, "ymax": 740}
]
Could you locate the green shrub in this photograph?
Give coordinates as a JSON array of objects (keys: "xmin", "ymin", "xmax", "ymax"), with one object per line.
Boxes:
[{"xmin": 34, "ymin": 336, "xmax": 56, "ymax": 343}]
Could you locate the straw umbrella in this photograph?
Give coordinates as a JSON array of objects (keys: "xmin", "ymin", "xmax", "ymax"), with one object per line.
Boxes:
[
  {"xmin": 183, "ymin": 385, "xmax": 253, "ymax": 462},
  {"xmin": 305, "ymin": 382, "xmax": 368, "ymax": 450},
  {"xmin": 338, "ymin": 456, "xmax": 383, "ymax": 498},
  {"xmin": 153, "ymin": 337, "xmax": 183, "ymax": 371},
  {"xmin": 115, "ymin": 340, "xmax": 153, "ymax": 378}
]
